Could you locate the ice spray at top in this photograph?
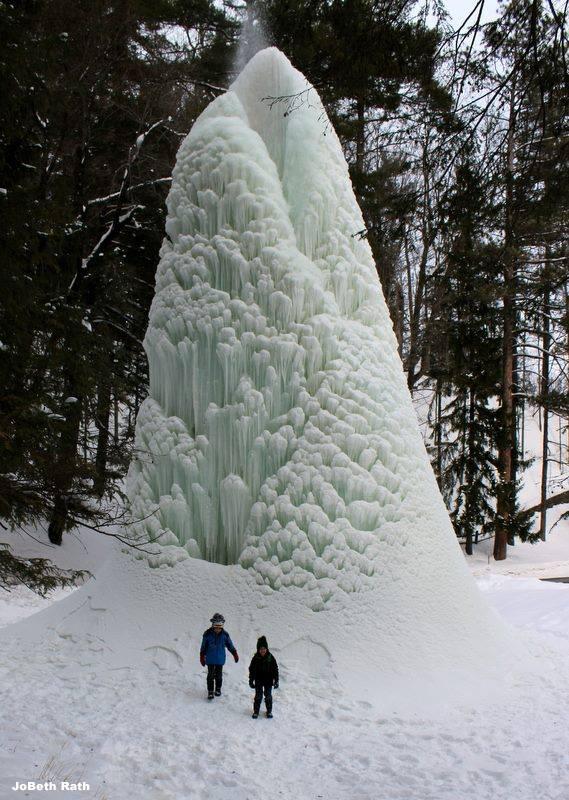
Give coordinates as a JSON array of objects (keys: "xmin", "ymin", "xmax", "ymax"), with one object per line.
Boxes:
[
  {"xmin": 233, "ymin": 1, "xmax": 270, "ymax": 76},
  {"xmin": 127, "ymin": 48, "xmax": 477, "ymax": 611}
]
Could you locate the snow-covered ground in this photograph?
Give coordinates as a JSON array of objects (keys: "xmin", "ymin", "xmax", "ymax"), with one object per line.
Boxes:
[
  {"xmin": 1, "ymin": 398, "xmax": 567, "ymax": 800},
  {"xmin": 2, "ymin": 403, "xmax": 565, "ymax": 800},
  {"xmin": 0, "ymin": 522, "xmax": 568, "ymax": 800},
  {"xmin": 0, "ymin": 521, "xmax": 114, "ymax": 627}
]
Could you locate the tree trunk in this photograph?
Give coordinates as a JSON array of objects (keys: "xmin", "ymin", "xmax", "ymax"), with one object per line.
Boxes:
[
  {"xmin": 465, "ymin": 389, "xmax": 476, "ymax": 556},
  {"xmin": 407, "ymin": 132, "xmax": 432, "ymax": 392},
  {"xmin": 114, "ymin": 389, "xmax": 119, "ymax": 444},
  {"xmin": 48, "ymin": 495, "xmax": 68, "ymax": 546},
  {"xmin": 48, "ymin": 373, "xmax": 83, "ymax": 544},
  {"xmin": 406, "ymin": 235, "xmax": 429, "ymax": 392},
  {"xmin": 539, "ymin": 282, "xmax": 551, "ymax": 541},
  {"xmin": 355, "ymin": 96, "xmax": 365, "ymax": 175},
  {"xmin": 435, "ymin": 380, "xmax": 442, "ymax": 487},
  {"xmin": 494, "ymin": 81, "xmax": 517, "ymax": 562},
  {"xmin": 94, "ymin": 372, "xmax": 112, "ymax": 497}
]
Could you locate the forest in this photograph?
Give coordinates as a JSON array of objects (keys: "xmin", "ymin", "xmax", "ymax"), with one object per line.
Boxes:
[{"xmin": 1, "ymin": 0, "xmax": 568, "ymax": 591}]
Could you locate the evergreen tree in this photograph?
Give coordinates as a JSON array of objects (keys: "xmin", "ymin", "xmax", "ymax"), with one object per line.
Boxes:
[
  {"xmin": 479, "ymin": 0, "xmax": 569, "ymax": 555},
  {"xmin": 431, "ymin": 158, "xmax": 503, "ymax": 553},
  {"xmin": 0, "ymin": 0, "xmax": 237, "ymax": 579}
]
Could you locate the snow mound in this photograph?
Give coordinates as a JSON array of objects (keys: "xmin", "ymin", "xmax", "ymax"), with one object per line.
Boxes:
[{"xmin": 0, "ymin": 549, "xmax": 524, "ymax": 712}]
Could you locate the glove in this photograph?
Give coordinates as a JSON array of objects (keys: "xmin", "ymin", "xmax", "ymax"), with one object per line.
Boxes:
[
  {"xmin": 233, "ymin": 651, "xmax": 239, "ymax": 663},
  {"xmin": 249, "ymin": 680, "xmax": 255, "ymax": 689},
  {"xmin": 200, "ymin": 653, "xmax": 205, "ymax": 667},
  {"xmin": 274, "ymin": 682, "xmax": 279, "ymax": 689}
]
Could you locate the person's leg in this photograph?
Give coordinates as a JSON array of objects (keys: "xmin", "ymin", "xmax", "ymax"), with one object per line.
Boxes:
[
  {"xmin": 214, "ymin": 665, "xmax": 223, "ymax": 693},
  {"xmin": 253, "ymin": 685, "xmax": 263, "ymax": 714},
  {"xmin": 207, "ymin": 665, "xmax": 214, "ymax": 694},
  {"xmin": 264, "ymin": 684, "xmax": 273, "ymax": 715}
]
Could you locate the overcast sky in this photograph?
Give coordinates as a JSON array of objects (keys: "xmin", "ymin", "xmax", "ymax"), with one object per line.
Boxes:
[{"xmin": 443, "ymin": 0, "xmax": 500, "ymax": 27}]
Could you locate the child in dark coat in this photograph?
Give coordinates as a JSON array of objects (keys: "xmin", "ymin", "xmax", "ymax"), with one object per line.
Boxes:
[
  {"xmin": 249, "ymin": 635, "xmax": 279, "ymax": 719},
  {"xmin": 200, "ymin": 613, "xmax": 239, "ymax": 700}
]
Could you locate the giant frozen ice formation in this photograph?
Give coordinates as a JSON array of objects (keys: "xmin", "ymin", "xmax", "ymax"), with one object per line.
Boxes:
[{"xmin": 127, "ymin": 48, "xmax": 477, "ymax": 611}]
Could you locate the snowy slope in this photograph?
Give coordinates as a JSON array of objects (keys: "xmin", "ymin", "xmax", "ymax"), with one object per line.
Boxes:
[{"xmin": 0, "ymin": 521, "xmax": 113, "ymax": 626}]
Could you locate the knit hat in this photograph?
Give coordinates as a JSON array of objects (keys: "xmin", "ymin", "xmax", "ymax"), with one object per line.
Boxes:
[
  {"xmin": 210, "ymin": 613, "xmax": 225, "ymax": 626},
  {"xmin": 256, "ymin": 636, "xmax": 268, "ymax": 651}
]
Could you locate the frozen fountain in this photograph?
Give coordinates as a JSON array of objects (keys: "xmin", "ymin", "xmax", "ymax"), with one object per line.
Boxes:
[{"xmin": 126, "ymin": 48, "xmax": 503, "ymax": 639}]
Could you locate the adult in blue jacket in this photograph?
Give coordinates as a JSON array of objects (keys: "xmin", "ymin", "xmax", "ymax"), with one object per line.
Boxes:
[{"xmin": 200, "ymin": 613, "xmax": 239, "ymax": 700}]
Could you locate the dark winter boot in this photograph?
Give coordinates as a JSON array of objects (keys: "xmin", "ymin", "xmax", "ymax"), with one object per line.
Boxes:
[
  {"xmin": 252, "ymin": 712, "xmax": 259, "ymax": 719},
  {"xmin": 265, "ymin": 687, "xmax": 273, "ymax": 717},
  {"xmin": 208, "ymin": 691, "xmax": 214, "ymax": 700},
  {"xmin": 214, "ymin": 665, "xmax": 223, "ymax": 695}
]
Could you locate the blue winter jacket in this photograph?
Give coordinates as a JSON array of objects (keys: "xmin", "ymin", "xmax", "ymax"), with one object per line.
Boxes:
[{"xmin": 200, "ymin": 628, "xmax": 237, "ymax": 665}]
